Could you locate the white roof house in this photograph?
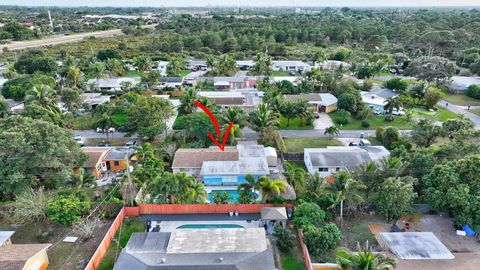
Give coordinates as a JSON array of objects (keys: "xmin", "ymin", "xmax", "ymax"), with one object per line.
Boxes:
[
  {"xmin": 198, "ymin": 90, "xmax": 262, "ymax": 111},
  {"xmin": 449, "ymin": 76, "xmax": 480, "ymax": 92},
  {"xmin": 315, "ymin": 60, "xmax": 352, "ymax": 70},
  {"xmin": 80, "ymin": 93, "xmax": 111, "ymax": 109},
  {"xmin": 154, "ymin": 61, "xmax": 170, "ymax": 76},
  {"xmin": 86, "ymin": 77, "xmax": 138, "ymax": 91},
  {"xmin": 304, "ymin": 146, "xmax": 390, "ymax": 176},
  {"xmin": 271, "ymin": 60, "xmax": 312, "ymax": 72}
]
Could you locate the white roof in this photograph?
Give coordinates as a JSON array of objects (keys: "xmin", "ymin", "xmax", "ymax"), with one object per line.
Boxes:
[
  {"xmin": 319, "ymin": 93, "xmax": 338, "ymax": 106},
  {"xmin": 236, "ymin": 60, "xmax": 255, "ymax": 66},
  {"xmin": 361, "ymin": 91, "xmax": 387, "ymax": 106},
  {"xmin": 214, "ymin": 81, "xmax": 230, "ymax": 86},
  {"xmin": 264, "ymin": 147, "xmax": 277, "ymax": 157},
  {"xmin": 261, "ymin": 207, "xmax": 287, "ymax": 220},
  {"xmin": 450, "ymin": 76, "xmax": 480, "ymax": 91},
  {"xmin": 86, "ymin": 77, "xmax": 138, "ymax": 88},
  {"xmin": 167, "ymin": 228, "xmax": 267, "ymax": 254},
  {"xmin": 381, "ymin": 232, "xmax": 454, "ymax": 260},
  {"xmin": 0, "ymin": 231, "xmax": 15, "ymax": 245},
  {"xmin": 272, "ymin": 60, "xmax": 310, "ymax": 67},
  {"xmin": 198, "ymin": 91, "xmax": 244, "ymax": 98},
  {"xmin": 81, "ymin": 93, "xmax": 110, "ymax": 106}
]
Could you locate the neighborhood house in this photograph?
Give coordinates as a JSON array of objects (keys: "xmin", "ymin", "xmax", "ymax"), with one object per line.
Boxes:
[
  {"xmin": 284, "ymin": 93, "xmax": 338, "ymax": 113},
  {"xmin": 86, "ymin": 77, "xmax": 138, "ymax": 92},
  {"xmin": 198, "ymin": 89, "xmax": 263, "ymax": 112}
]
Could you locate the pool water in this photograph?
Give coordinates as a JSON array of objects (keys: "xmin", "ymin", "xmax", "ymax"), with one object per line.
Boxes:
[
  {"xmin": 177, "ymin": 224, "xmax": 244, "ymax": 229},
  {"xmin": 207, "ymin": 190, "xmax": 258, "ymax": 203}
]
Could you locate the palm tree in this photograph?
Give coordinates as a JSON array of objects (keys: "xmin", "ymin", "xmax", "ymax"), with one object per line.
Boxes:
[
  {"xmin": 281, "ymin": 101, "xmax": 297, "ymax": 127},
  {"xmin": 379, "ymin": 157, "xmax": 405, "ymax": 178},
  {"xmin": 133, "ymin": 56, "xmax": 152, "ymax": 73},
  {"xmin": 216, "ymin": 54, "xmax": 237, "ymax": 76},
  {"xmin": 213, "ymin": 191, "xmax": 232, "ymax": 204},
  {"xmin": 0, "ymin": 97, "xmax": 10, "ymax": 118},
  {"xmin": 284, "ymin": 162, "xmax": 306, "ymax": 192},
  {"xmin": 219, "ymin": 106, "xmax": 247, "ymax": 127},
  {"xmin": 258, "ymin": 176, "xmax": 287, "ymax": 203},
  {"xmin": 89, "ymin": 62, "xmax": 108, "ymax": 81},
  {"xmin": 226, "ymin": 123, "xmax": 241, "ymax": 145},
  {"xmin": 96, "ymin": 113, "xmax": 114, "ymax": 142},
  {"xmin": 65, "ymin": 65, "xmax": 84, "ymax": 88},
  {"xmin": 237, "ymin": 174, "xmax": 260, "ymax": 194},
  {"xmin": 179, "ymin": 88, "xmax": 198, "ymax": 114},
  {"xmin": 105, "ymin": 58, "xmax": 126, "ymax": 77},
  {"xmin": 168, "ymin": 57, "xmax": 185, "ymax": 76},
  {"xmin": 253, "ymin": 52, "xmax": 272, "ymax": 76},
  {"xmin": 248, "ymin": 102, "xmax": 279, "ymax": 133},
  {"xmin": 336, "ymin": 242, "xmax": 396, "ymax": 270},
  {"xmin": 323, "ymin": 171, "xmax": 365, "ymax": 219},
  {"xmin": 383, "ymin": 97, "xmax": 402, "ymax": 116},
  {"xmin": 206, "ymin": 55, "xmax": 216, "ymax": 73},
  {"xmin": 324, "ymin": 125, "xmax": 340, "ymax": 137},
  {"xmin": 25, "ymin": 84, "xmax": 59, "ymax": 114}
]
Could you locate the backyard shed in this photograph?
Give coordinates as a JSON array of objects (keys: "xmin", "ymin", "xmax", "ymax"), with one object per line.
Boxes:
[{"xmin": 261, "ymin": 207, "xmax": 288, "ymax": 221}]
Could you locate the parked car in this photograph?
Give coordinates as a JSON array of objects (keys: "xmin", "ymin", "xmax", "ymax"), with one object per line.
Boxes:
[
  {"xmin": 349, "ymin": 141, "xmax": 359, "ymax": 146},
  {"xmin": 314, "ymin": 112, "xmax": 320, "ymax": 119},
  {"xmin": 96, "ymin": 127, "xmax": 116, "ymax": 133},
  {"xmin": 359, "ymin": 139, "xmax": 372, "ymax": 146},
  {"xmin": 125, "ymin": 140, "xmax": 137, "ymax": 147},
  {"xmin": 74, "ymin": 136, "xmax": 85, "ymax": 147}
]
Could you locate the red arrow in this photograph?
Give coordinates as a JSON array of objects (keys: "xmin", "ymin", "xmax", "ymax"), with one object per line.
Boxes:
[{"xmin": 194, "ymin": 100, "xmax": 234, "ymax": 151}]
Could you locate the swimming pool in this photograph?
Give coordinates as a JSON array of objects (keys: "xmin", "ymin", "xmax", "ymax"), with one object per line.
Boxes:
[
  {"xmin": 177, "ymin": 224, "xmax": 244, "ymax": 229},
  {"xmin": 207, "ymin": 189, "xmax": 258, "ymax": 203}
]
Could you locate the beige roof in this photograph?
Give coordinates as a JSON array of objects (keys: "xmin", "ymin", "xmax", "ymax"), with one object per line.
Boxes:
[
  {"xmin": 0, "ymin": 244, "xmax": 51, "ymax": 269},
  {"xmin": 261, "ymin": 207, "xmax": 288, "ymax": 220},
  {"xmin": 210, "ymin": 97, "xmax": 245, "ymax": 105},
  {"xmin": 285, "ymin": 93, "xmax": 322, "ymax": 102},
  {"xmin": 172, "ymin": 148, "xmax": 239, "ymax": 168},
  {"xmin": 82, "ymin": 147, "xmax": 110, "ymax": 168}
]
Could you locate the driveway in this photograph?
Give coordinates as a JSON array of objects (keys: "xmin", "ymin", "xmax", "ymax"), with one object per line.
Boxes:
[
  {"xmin": 438, "ymin": 100, "xmax": 480, "ymax": 129},
  {"xmin": 313, "ymin": 113, "xmax": 334, "ymax": 130}
]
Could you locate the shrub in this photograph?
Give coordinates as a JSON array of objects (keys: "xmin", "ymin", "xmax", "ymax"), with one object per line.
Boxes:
[
  {"xmin": 337, "ymin": 93, "xmax": 357, "ymax": 113},
  {"xmin": 273, "ymin": 224, "xmax": 292, "ymax": 252},
  {"xmin": 362, "ymin": 80, "xmax": 374, "ymax": 91},
  {"xmin": 334, "ymin": 110, "xmax": 350, "ymax": 125},
  {"xmin": 46, "ymin": 195, "xmax": 90, "ymax": 226},
  {"xmin": 384, "ymin": 78, "xmax": 408, "ymax": 92},
  {"xmin": 302, "ymin": 223, "xmax": 342, "ymax": 257},
  {"xmin": 361, "ymin": 120, "xmax": 370, "ymax": 128},
  {"xmin": 467, "ymin": 85, "xmax": 480, "ymax": 99},
  {"xmin": 292, "ymin": 202, "xmax": 325, "ymax": 229}
]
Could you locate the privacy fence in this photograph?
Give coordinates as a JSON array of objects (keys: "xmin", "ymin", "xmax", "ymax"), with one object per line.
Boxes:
[{"xmin": 85, "ymin": 203, "xmax": 292, "ymax": 270}]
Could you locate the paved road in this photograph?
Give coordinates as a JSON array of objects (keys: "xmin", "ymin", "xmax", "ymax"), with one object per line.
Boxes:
[
  {"xmin": 280, "ymin": 129, "xmax": 412, "ymax": 138},
  {"xmin": 1, "ymin": 24, "xmax": 156, "ymax": 51},
  {"xmin": 74, "ymin": 130, "xmax": 131, "ymax": 139},
  {"xmin": 438, "ymin": 100, "xmax": 480, "ymax": 129}
]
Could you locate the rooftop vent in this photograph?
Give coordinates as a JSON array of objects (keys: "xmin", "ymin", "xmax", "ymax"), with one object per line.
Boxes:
[
  {"xmin": 160, "ymin": 258, "xmax": 166, "ymax": 264},
  {"xmin": 218, "ymin": 257, "xmax": 224, "ymax": 263}
]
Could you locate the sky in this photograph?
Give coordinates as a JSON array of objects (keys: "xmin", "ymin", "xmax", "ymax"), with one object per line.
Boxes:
[{"xmin": 0, "ymin": 0, "xmax": 479, "ymax": 7}]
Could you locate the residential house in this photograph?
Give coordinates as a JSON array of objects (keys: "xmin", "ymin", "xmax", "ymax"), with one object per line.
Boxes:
[
  {"xmin": 361, "ymin": 87, "xmax": 397, "ymax": 114},
  {"xmin": 81, "ymin": 147, "xmax": 136, "ymax": 178},
  {"xmin": 82, "ymin": 147, "xmax": 110, "ymax": 178},
  {"xmin": 271, "ymin": 60, "xmax": 312, "ymax": 73},
  {"xmin": 114, "ymin": 228, "xmax": 275, "ymax": 270},
  {"xmin": 236, "ymin": 60, "xmax": 255, "ymax": 70},
  {"xmin": 315, "ymin": 60, "xmax": 352, "ymax": 70},
  {"xmin": 172, "ymin": 144, "xmax": 270, "ymax": 185},
  {"xmin": 284, "ymin": 93, "xmax": 338, "ymax": 113},
  {"xmin": 304, "ymin": 146, "xmax": 390, "ymax": 176},
  {"xmin": 186, "ymin": 59, "xmax": 207, "ymax": 71},
  {"xmin": 202, "ymin": 76, "xmax": 257, "ymax": 90},
  {"xmin": 0, "ymin": 243, "xmax": 51, "ymax": 270},
  {"xmin": 269, "ymin": 76, "xmax": 302, "ymax": 85},
  {"xmin": 449, "ymin": 76, "xmax": 480, "ymax": 93},
  {"xmin": 0, "ymin": 231, "xmax": 15, "ymax": 246},
  {"xmin": 153, "ymin": 61, "xmax": 169, "ymax": 76},
  {"xmin": 198, "ymin": 89, "xmax": 262, "ymax": 112},
  {"xmin": 80, "ymin": 93, "xmax": 111, "ymax": 110},
  {"xmin": 86, "ymin": 77, "xmax": 138, "ymax": 92},
  {"xmin": 158, "ymin": 77, "xmax": 184, "ymax": 89}
]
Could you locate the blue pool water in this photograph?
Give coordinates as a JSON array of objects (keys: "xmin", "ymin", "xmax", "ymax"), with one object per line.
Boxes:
[
  {"xmin": 177, "ymin": 224, "xmax": 244, "ymax": 229},
  {"xmin": 207, "ymin": 190, "xmax": 258, "ymax": 203}
]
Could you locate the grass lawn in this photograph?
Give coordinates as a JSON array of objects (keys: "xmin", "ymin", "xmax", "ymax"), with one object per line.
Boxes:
[
  {"xmin": 112, "ymin": 113, "xmax": 127, "ymax": 125},
  {"xmin": 271, "ymin": 70, "xmax": 297, "ymax": 76},
  {"xmin": 282, "ymin": 253, "xmax": 305, "ymax": 270},
  {"xmin": 65, "ymin": 114, "xmax": 99, "ymax": 130},
  {"xmin": 177, "ymin": 69, "xmax": 191, "ymax": 77},
  {"xmin": 338, "ymin": 214, "xmax": 383, "ymax": 250},
  {"xmin": 470, "ymin": 109, "xmax": 480, "ymax": 116},
  {"xmin": 284, "ymin": 137, "xmax": 342, "ymax": 152},
  {"xmin": 279, "ymin": 117, "xmax": 313, "ymax": 130},
  {"xmin": 411, "ymin": 106, "xmax": 459, "ymax": 122},
  {"xmin": 330, "ymin": 112, "xmax": 414, "ymax": 130},
  {"xmin": 97, "ymin": 217, "xmax": 146, "ymax": 270},
  {"xmin": 442, "ymin": 93, "xmax": 480, "ymax": 106},
  {"xmin": 123, "ymin": 70, "xmax": 141, "ymax": 77}
]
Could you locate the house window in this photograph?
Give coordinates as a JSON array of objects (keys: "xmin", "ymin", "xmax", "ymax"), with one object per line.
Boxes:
[
  {"xmin": 114, "ymin": 161, "xmax": 120, "ymax": 166},
  {"xmin": 336, "ymin": 168, "xmax": 340, "ymax": 172},
  {"xmin": 318, "ymin": 168, "xmax": 328, "ymax": 172}
]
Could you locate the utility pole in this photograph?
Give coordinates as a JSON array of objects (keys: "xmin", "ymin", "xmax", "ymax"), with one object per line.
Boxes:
[{"xmin": 48, "ymin": 10, "xmax": 53, "ymax": 30}]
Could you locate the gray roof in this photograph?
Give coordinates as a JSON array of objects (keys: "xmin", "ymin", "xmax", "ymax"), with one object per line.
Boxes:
[
  {"xmin": 305, "ymin": 146, "xmax": 390, "ymax": 171},
  {"xmin": 284, "ymin": 93, "xmax": 337, "ymax": 106},
  {"xmin": 261, "ymin": 207, "xmax": 287, "ymax": 220},
  {"xmin": 104, "ymin": 147, "xmax": 135, "ymax": 161},
  {"xmin": 0, "ymin": 231, "xmax": 15, "ymax": 245},
  {"xmin": 450, "ymin": 76, "xmax": 480, "ymax": 91},
  {"xmin": 114, "ymin": 232, "xmax": 275, "ymax": 270},
  {"xmin": 160, "ymin": 77, "xmax": 184, "ymax": 83},
  {"xmin": 380, "ymin": 232, "xmax": 454, "ymax": 260}
]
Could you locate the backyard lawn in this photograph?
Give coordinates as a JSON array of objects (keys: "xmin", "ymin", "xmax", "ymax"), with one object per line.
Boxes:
[
  {"xmin": 442, "ymin": 93, "xmax": 480, "ymax": 106},
  {"xmin": 471, "ymin": 109, "xmax": 480, "ymax": 116},
  {"xmin": 279, "ymin": 117, "xmax": 313, "ymax": 130},
  {"xmin": 282, "ymin": 253, "xmax": 305, "ymax": 270},
  {"xmin": 411, "ymin": 106, "xmax": 459, "ymax": 122},
  {"xmin": 65, "ymin": 113, "xmax": 127, "ymax": 130},
  {"xmin": 284, "ymin": 137, "xmax": 342, "ymax": 152}
]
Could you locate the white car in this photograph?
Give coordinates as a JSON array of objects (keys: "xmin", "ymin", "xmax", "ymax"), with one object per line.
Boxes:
[
  {"xmin": 96, "ymin": 127, "xmax": 116, "ymax": 133},
  {"xmin": 74, "ymin": 136, "xmax": 85, "ymax": 146},
  {"xmin": 392, "ymin": 110, "xmax": 406, "ymax": 116}
]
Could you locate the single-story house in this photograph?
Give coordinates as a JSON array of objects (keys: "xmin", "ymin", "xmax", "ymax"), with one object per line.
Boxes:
[
  {"xmin": 80, "ymin": 93, "xmax": 111, "ymax": 110},
  {"xmin": 172, "ymin": 144, "xmax": 270, "ymax": 185},
  {"xmin": 361, "ymin": 87, "xmax": 397, "ymax": 114},
  {"xmin": 86, "ymin": 77, "xmax": 138, "ymax": 92},
  {"xmin": 449, "ymin": 76, "xmax": 480, "ymax": 93},
  {"xmin": 0, "ymin": 231, "xmax": 15, "ymax": 246},
  {"xmin": 82, "ymin": 147, "xmax": 110, "ymax": 178},
  {"xmin": 236, "ymin": 60, "xmax": 255, "ymax": 70},
  {"xmin": 202, "ymin": 76, "xmax": 257, "ymax": 90},
  {"xmin": 81, "ymin": 147, "xmax": 136, "ymax": 177},
  {"xmin": 269, "ymin": 76, "xmax": 302, "ymax": 85},
  {"xmin": 186, "ymin": 59, "xmax": 207, "ymax": 71},
  {"xmin": 114, "ymin": 228, "xmax": 275, "ymax": 270},
  {"xmin": 271, "ymin": 60, "xmax": 312, "ymax": 73},
  {"xmin": 153, "ymin": 61, "xmax": 169, "ymax": 76},
  {"xmin": 198, "ymin": 89, "xmax": 262, "ymax": 112},
  {"xmin": 304, "ymin": 146, "xmax": 390, "ymax": 176},
  {"xmin": 158, "ymin": 77, "xmax": 184, "ymax": 88},
  {"xmin": 284, "ymin": 93, "xmax": 338, "ymax": 113},
  {"xmin": 314, "ymin": 60, "xmax": 352, "ymax": 70},
  {"xmin": 0, "ymin": 243, "xmax": 51, "ymax": 270}
]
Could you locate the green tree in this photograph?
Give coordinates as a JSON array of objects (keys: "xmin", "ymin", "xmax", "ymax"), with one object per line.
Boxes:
[
  {"xmin": 292, "ymin": 202, "xmax": 326, "ymax": 229},
  {"xmin": 273, "ymin": 223, "xmax": 292, "ymax": 252},
  {"xmin": 12, "ymin": 188, "xmax": 50, "ymax": 224},
  {"xmin": 369, "ymin": 177, "xmax": 416, "ymax": 222},
  {"xmin": 405, "ymin": 56, "xmax": 456, "ymax": 83},
  {"xmin": 257, "ymin": 176, "xmax": 287, "ymax": 203},
  {"xmin": 411, "ymin": 119, "xmax": 442, "ymax": 147},
  {"xmin": 215, "ymin": 54, "xmax": 237, "ymax": 76},
  {"xmin": 89, "ymin": 61, "xmax": 108, "ymax": 81},
  {"xmin": 213, "ymin": 191, "xmax": 232, "ymax": 204},
  {"xmin": 46, "ymin": 194, "xmax": 90, "ymax": 226},
  {"xmin": 424, "ymin": 86, "xmax": 443, "ymax": 110},
  {"xmin": 219, "ymin": 106, "xmax": 247, "ymax": 127},
  {"xmin": 96, "ymin": 113, "xmax": 115, "ymax": 142},
  {"xmin": 105, "ymin": 58, "xmax": 126, "ymax": 77},
  {"xmin": 61, "ymin": 88, "xmax": 82, "ymax": 113},
  {"xmin": 148, "ymin": 172, "xmax": 206, "ymax": 204},
  {"xmin": 21, "ymin": 104, "xmax": 64, "ymax": 127},
  {"xmin": 338, "ymin": 93, "xmax": 358, "ymax": 113},
  {"xmin": 323, "ymin": 171, "xmax": 365, "ymax": 219},
  {"xmin": 65, "ymin": 65, "xmax": 84, "ymax": 88},
  {"xmin": 141, "ymin": 70, "xmax": 160, "ymax": 90},
  {"xmin": 133, "ymin": 56, "xmax": 152, "ymax": 73},
  {"xmin": 303, "ymin": 223, "xmax": 342, "ymax": 258},
  {"xmin": 383, "ymin": 97, "xmax": 402, "ymax": 116},
  {"xmin": 178, "ymin": 88, "xmax": 198, "ymax": 115},
  {"xmin": 248, "ymin": 102, "xmax": 279, "ymax": 134},
  {"xmin": 336, "ymin": 242, "xmax": 396, "ymax": 270},
  {"xmin": 384, "ymin": 78, "xmax": 408, "ymax": 93},
  {"xmin": 252, "ymin": 52, "xmax": 272, "ymax": 76}
]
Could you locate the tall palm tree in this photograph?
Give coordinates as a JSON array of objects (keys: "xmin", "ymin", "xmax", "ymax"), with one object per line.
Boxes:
[
  {"xmin": 219, "ymin": 106, "xmax": 247, "ymax": 127},
  {"xmin": 281, "ymin": 100, "xmax": 297, "ymax": 127},
  {"xmin": 133, "ymin": 56, "xmax": 152, "ymax": 73},
  {"xmin": 336, "ymin": 242, "xmax": 396, "ymax": 270},
  {"xmin": 96, "ymin": 113, "xmax": 114, "ymax": 142},
  {"xmin": 324, "ymin": 125, "xmax": 340, "ymax": 137},
  {"xmin": 89, "ymin": 62, "xmax": 108, "ymax": 81},
  {"xmin": 206, "ymin": 55, "xmax": 216, "ymax": 73},
  {"xmin": 258, "ymin": 176, "xmax": 287, "ymax": 203},
  {"xmin": 323, "ymin": 171, "xmax": 365, "ymax": 219},
  {"xmin": 179, "ymin": 88, "xmax": 198, "ymax": 114},
  {"xmin": 284, "ymin": 162, "xmax": 306, "ymax": 192},
  {"xmin": 24, "ymin": 84, "xmax": 59, "ymax": 114},
  {"xmin": 237, "ymin": 174, "xmax": 259, "ymax": 194},
  {"xmin": 65, "ymin": 65, "xmax": 84, "ymax": 88},
  {"xmin": 383, "ymin": 97, "xmax": 402, "ymax": 116},
  {"xmin": 248, "ymin": 102, "xmax": 279, "ymax": 133},
  {"xmin": 105, "ymin": 58, "xmax": 126, "ymax": 77},
  {"xmin": 379, "ymin": 157, "xmax": 405, "ymax": 178},
  {"xmin": 168, "ymin": 57, "xmax": 184, "ymax": 76},
  {"xmin": 216, "ymin": 54, "xmax": 237, "ymax": 76},
  {"xmin": 253, "ymin": 52, "xmax": 272, "ymax": 76}
]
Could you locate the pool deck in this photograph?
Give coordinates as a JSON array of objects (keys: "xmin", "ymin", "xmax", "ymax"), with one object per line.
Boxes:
[
  {"xmin": 140, "ymin": 213, "xmax": 261, "ymax": 221},
  {"xmin": 156, "ymin": 220, "xmax": 261, "ymax": 232}
]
